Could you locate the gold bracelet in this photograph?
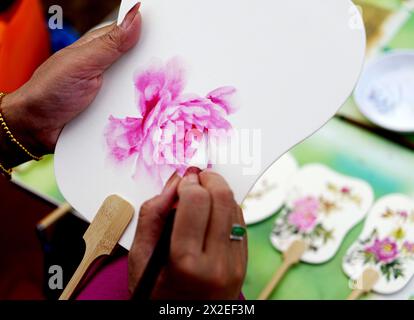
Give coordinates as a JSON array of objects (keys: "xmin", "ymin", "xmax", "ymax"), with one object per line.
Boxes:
[
  {"xmin": 0, "ymin": 92, "xmax": 42, "ymax": 161},
  {"xmin": 0, "ymin": 161, "xmax": 12, "ymax": 180}
]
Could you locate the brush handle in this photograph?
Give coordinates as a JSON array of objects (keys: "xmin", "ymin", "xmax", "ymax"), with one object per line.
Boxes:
[
  {"xmin": 59, "ymin": 249, "xmax": 96, "ymax": 300},
  {"xmin": 131, "ymin": 210, "xmax": 176, "ymax": 300},
  {"xmin": 258, "ymin": 260, "xmax": 291, "ymax": 300},
  {"xmin": 37, "ymin": 203, "xmax": 72, "ymax": 231}
]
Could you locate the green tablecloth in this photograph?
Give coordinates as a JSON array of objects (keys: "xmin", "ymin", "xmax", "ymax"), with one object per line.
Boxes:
[{"xmin": 243, "ymin": 117, "xmax": 414, "ymax": 299}]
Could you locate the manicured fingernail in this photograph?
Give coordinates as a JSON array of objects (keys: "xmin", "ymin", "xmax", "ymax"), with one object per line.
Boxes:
[
  {"xmin": 162, "ymin": 172, "xmax": 180, "ymax": 195},
  {"xmin": 121, "ymin": 2, "xmax": 141, "ymax": 29},
  {"xmin": 185, "ymin": 167, "xmax": 202, "ymax": 176},
  {"xmin": 183, "ymin": 167, "xmax": 201, "ymax": 184},
  {"xmin": 184, "ymin": 173, "xmax": 199, "ymax": 184},
  {"xmin": 165, "ymin": 171, "xmax": 178, "ymax": 186}
]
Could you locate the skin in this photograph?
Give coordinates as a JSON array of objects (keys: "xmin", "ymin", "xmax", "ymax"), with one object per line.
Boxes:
[
  {"xmin": 129, "ymin": 168, "xmax": 248, "ymax": 300},
  {"xmin": 0, "ymin": 3, "xmax": 248, "ymax": 299},
  {"xmin": 0, "ymin": 3, "xmax": 142, "ymax": 168}
]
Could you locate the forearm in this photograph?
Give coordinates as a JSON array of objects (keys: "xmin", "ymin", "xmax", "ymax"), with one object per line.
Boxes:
[{"xmin": 0, "ymin": 91, "xmax": 48, "ymax": 170}]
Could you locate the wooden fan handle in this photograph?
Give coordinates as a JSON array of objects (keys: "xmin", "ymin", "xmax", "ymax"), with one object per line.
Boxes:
[
  {"xmin": 258, "ymin": 260, "xmax": 291, "ymax": 300},
  {"xmin": 59, "ymin": 250, "xmax": 96, "ymax": 300},
  {"xmin": 347, "ymin": 289, "xmax": 364, "ymax": 301},
  {"xmin": 346, "ymin": 268, "xmax": 379, "ymax": 301}
]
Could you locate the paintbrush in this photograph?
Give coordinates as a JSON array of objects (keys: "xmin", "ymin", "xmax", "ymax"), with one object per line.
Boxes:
[
  {"xmin": 131, "ymin": 155, "xmax": 206, "ymax": 300},
  {"xmin": 131, "ymin": 169, "xmax": 204, "ymax": 299},
  {"xmin": 131, "ymin": 210, "xmax": 176, "ymax": 300}
]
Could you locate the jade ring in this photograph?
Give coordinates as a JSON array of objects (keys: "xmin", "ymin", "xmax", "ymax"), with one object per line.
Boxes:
[{"xmin": 230, "ymin": 224, "xmax": 246, "ymax": 241}]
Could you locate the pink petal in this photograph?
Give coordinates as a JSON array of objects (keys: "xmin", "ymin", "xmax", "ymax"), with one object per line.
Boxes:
[
  {"xmin": 207, "ymin": 86, "xmax": 238, "ymax": 114},
  {"xmin": 105, "ymin": 116, "xmax": 143, "ymax": 161}
]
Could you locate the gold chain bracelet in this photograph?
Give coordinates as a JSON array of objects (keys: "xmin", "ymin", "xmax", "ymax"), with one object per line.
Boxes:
[
  {"xmin": 0, "ymin": 92, "xmax": 42, "ymax": 161},
  {"xmin": 0, "ymin": 161, "xmax": 12, "ymax": 180}
]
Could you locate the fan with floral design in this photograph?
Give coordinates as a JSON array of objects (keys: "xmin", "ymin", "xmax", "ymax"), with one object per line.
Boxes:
[
  {"xmin": 259, "ymin": 164, "xmax": 374, "ymax": 299},
  {"xmin": 343, "ymin": 194, "xmax": 414, "ymax": 299}
]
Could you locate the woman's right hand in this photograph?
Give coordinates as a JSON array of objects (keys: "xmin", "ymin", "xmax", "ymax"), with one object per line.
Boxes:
[{"xmin": 128, "ymin": 169, "xmax": 247, "ymax": 300}]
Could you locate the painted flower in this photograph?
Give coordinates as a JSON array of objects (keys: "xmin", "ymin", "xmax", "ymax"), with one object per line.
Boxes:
[
  {"xmin": 391, "ymin": 227, "xmax": 406, "ymax": 240},
  {"xmin": 341, "ymin": 187, "xmax": 351, "ymax": 194},
  {"xmin": 398, "ymin": 211, "xmax": 409, "ymax": 219},
  {"xmin": 365, "ymin": 238, "xmax": 399, "ymax": 264},
  {"xmin": 402, "ymin": 241, "xmax": 414, "ymax": 255},
  {"xmin": 287, "ymin": 196, "xmax": 320, "ymax": 233},
  {"xmin": 105, "ymin": 58, "xmax": 237, "ymax": 183}
]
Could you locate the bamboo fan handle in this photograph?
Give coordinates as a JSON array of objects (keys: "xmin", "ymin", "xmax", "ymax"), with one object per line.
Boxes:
[
  {"xmin": 59, "ymin": 250, "xmax": 96, "ymax": 300},
  {"xmin": 258, "ymin": 240, "xmax": 307, "ymax": 300},
  {"xmin": 347, "ymin": 288, "xmax": 364, "ymax": 301},
  {"xmin": 347, "ymin": 268, "xmax": 379, "ymax": 301},
  {"xmin": 58, "ymin": 195, "xmax": 134, "ymax": 300},
  {"xmin": 258, "ymin": 259, "xmax": 291, "ymax": 300}
]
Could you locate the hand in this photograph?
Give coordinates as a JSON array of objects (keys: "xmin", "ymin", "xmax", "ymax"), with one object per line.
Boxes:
[
  {"xmin": 0, "ymin": 3, "xmax": 141, "ymax": 157},
  {"xmin": 128, "ymin": 169, "xmax": 248, "ymax": 300}
]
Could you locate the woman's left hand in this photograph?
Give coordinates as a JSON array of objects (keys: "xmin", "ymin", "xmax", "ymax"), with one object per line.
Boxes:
[{"xmin": 1, "ymin": 3, "xmax": 141, "ymax": 156}]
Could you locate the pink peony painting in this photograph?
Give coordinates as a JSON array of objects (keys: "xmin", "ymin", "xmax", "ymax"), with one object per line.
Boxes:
[
  {"xmin": 365, "ymin": 238, "xmax": 399, "ymax": 264},
  {"xmin": 345, "ymin": 205, "xmax": 414, "ymax": 282},
  {"xmin": 287, "ymin": 197, "xmax": 319, "ymax": 233},
  {"xmin": 104, "ymin": 58, "xmax": 237, "ymax": 184}
]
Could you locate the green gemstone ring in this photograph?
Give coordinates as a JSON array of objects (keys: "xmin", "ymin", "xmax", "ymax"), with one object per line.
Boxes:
[{"xmin": 230, "ymin": 224, "xmax": 246, "ymax": 241}]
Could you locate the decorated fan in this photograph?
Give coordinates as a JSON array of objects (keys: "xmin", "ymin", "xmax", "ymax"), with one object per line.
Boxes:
[
  {"xmin": 54, "ymin": 0, "xmax": 365, "ymax": 249},
  {"xmin": 260, "ymin": 164, "xmax": 374, "ymax": 299},
  {"xmin": 343, "ymin": 194, "xmax": 414, "ymax": 299}
]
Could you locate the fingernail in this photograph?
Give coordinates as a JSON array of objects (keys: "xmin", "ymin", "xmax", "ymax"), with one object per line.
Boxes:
[
  {"xmin": 121, "ymin": 2, "xmax": 141, "ymax": 29},
  {"xmin": 185, "ymin": 167, "xmax": 202, "ymax": 176},
  {"xmin": 162, "ymin": 172, "xmax": 180, "ymax": 195},
  {"xmin": 184, "ymin": 173, "xmax": 199, "ymax": 184},
  {"xmin": 183, "ymin": 167, "xmax": 201, "ymax": 184},
  {"xmin": 165, "ymin": 171, "xmax": 179, "ymax": 186}
]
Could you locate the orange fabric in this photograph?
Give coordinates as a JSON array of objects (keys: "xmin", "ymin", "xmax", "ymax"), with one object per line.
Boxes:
[{"xmin": 0, "ymin": 0, "xmax": 50, "ymax": 92}]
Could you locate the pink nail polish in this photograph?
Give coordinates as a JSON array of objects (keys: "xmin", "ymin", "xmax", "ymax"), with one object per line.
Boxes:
[
  {"xmin": 162, "ymin": 173, "xmax": 179, "ymax": 195},
  {"xmin": 121, "ymin": 2, "xmax": 141, "ymax": 29},
  {"xmin": 184, "ymin": 167, "xmax": 202, "ymax": 177}
]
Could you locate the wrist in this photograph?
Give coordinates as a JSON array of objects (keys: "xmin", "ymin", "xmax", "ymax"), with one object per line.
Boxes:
[{"xmin": 0, "ymin": 91, "xmax": 49, "ymax": 168}]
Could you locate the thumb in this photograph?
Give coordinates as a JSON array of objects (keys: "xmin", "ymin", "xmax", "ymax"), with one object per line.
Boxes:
[{"xmin": 79, "ymin": 3, "xmax": 142, "ymax": 71}]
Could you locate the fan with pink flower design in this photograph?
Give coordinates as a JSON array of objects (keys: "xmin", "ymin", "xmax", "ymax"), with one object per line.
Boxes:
[
  {"xmin": 54, "ymin": 0, "xmax": 366, "ymax": 250},
  {"xmin": 259, "ymin": 164, "xmax": 374, "ymax": 299},
  {"xmin": 343, "ymin": 194, "xmax": 414, "ymax": 298}
]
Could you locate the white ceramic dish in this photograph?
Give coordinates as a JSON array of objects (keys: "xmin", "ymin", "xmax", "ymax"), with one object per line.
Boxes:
[{"xmin": 354, "ymin": 51, "xmax": 414, "ymax": 133}]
